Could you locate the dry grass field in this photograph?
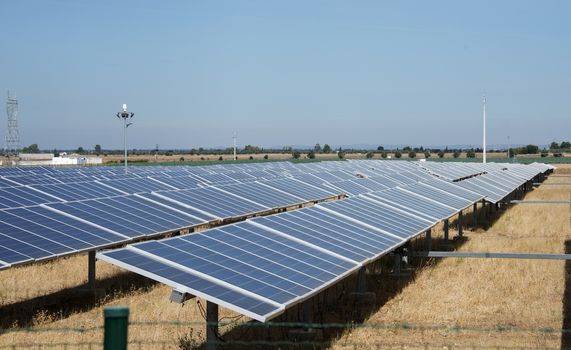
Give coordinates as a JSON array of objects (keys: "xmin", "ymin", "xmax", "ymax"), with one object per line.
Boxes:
[{"xmin": 0, "ymin": 165, "xmax": 569, "ymax": 349}]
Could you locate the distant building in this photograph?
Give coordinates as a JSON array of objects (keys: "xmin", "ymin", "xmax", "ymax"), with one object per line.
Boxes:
[{"xmin": 15, "ymin": 153, "xmax": 102, "ymax": 166}]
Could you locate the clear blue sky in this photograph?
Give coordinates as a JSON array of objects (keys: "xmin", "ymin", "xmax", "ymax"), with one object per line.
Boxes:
[{"xmin": 0, "ymin": 0, "xmax": 569, "ymax": 150}]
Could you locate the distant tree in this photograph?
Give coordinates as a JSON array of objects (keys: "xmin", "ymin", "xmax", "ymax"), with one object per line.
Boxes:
[
  {"xmin": 453, "ymin": 151, "xmax": 460, "ymax": 158},
  {"xmin": 408, "ymin": 151, "xmax": 416, "ymax": 158},
  {"xmin": 561, "ymin": 141, "xmax": 571, "ymax": 149},
  {"xmin": 323, "ymin": 144, "xmax": 332, "ymax": 153},
  {"xmin": 243, "ymin": 145, "xmax": 262, "ymax": 153},
  {"xmin": 76, "ymin": 146, "xmax": 85, "ymax": 155},
  {"xmin": 508, "ymin": 148, "xmax": 517, "ymax": 158},
  {"xmin": 438, "ymin": 151, "xmax": 445, "ymax": 158},
  {"xmin": 94, "ymin": 144, "xmax": 102, "ymax": 155},
  {"xmin": 424, "ymin": 151, "xmax": 431, "ymax": 159},
  {"xmin": 263, "ymin": 154, "xmax": 269, "ymax": 160},
  {"xmin": 377, "ymin": 145, "xmax": 384, "ymax": 151},
  {"xmin": 524, "ymin": 144, "xmax": 539, "ymax": 154},
  {"xmin": 403, "ymin": 146, "xmax": 412, "ymax": 151},
  {"xmin": 337, "ymin": 151, "xmax": 346, "ymax": 159},
  {"xmin": 292, "ymin": 150, "xmax": 301, "ymax": 159},
  {"xmin": 21, "ymin": 144, "xmax": 40, "ymax": 153},
  {"xmin": 381, "ymin": 151, "xmax": 388, "ymax": 158},
  {"xmin": 550, "ymin": 142, "xmax": 560, "ymax": 150},
  {"xmin": 307, "ymin": 150, "xmax": 316, "ymax": 159},
  {"xmin": 394, "ymin": 151, "xmax": 402, "ymax": 158},
  {"xmin": 314, "ymin": 143, "xmax": 322, "ymax": 153},
  {"xmin": 365, "ymin": 151, "xmax": 374, "ymax": 159},
  {"xmin": 466, "ymin": 149, "xmax": 476, "ymax": 158}
]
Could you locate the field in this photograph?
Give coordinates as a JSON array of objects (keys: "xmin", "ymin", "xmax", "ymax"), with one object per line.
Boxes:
[{"xmin": 0, "ymin": 165, "xmax": 569, "ymax": 349}]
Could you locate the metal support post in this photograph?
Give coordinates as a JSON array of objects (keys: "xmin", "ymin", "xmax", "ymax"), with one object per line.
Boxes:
[
  {"xmin": 88, "ymin": 250, "xmax": 96, "ymax": 289},
  {"xmin": 472, "ymin": 202, "xmax": 477, "ymax": 227},
  {"xmin": 443, "ymin": 219, "xmax": 449, "ymax": 241},
  {"xmin": 457, "ymin": 210, "xmax": 463, "ymax": 238},
  {"xmin": 206, "ymin": 301, "xmax": 219, "ymax": 350},
  {"xmin": 425, "ymin": 229, "xmax": 431, "ymax": 251},
  {"xmin": 357, "ymin": 267, "xmax": 366, "ymax": 293},
  {"xmin": 394, "ymin": 251, "xmax": 401, "ymax": 276}
]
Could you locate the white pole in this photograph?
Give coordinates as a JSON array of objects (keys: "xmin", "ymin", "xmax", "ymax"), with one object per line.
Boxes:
[
  {"xmin": 483, "ymin": 95, "xmax": 487, "ymax": 164},
  {"xmin": 233, "ymin": 132, "xmax": 237, "ymax": 161},
  {"xmin": 124, "ymin": 117, "xmax": 128, "ymax": 174}
]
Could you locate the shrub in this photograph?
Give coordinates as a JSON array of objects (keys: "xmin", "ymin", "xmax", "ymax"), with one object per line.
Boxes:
[
  {"xmin": 408, "ymin": 151, "xmax": 416, "ymax": 158},
  {"xmin": 394, "ymin": 151, "xmax": 402, "ymax": 158},
  {"xmin": 249, "ymin": 155, "xmax": 254, "ymax": 160},
  {"xmin": 365, "ymin": 151, "xmax": 374, "ymax": 159},
  {"xmin": 307, "ymin": 151, "xmax": 315, "ymax": 159},
  {"xmin": 453, "ymin": 151, "xmax": 460, "ymax": 158},
  {"xmin": 218, "ymin": 156, "xmax": 223, "ymax": 161},
  {"xmin": 263, "ymin": 154, "xmax": 268, "ymax": 160},
  {"xmin": 338, "ymin": 151, "xmax": 346, "ymax": 159},
  {"xmin": 292, "ymin": 151, "xmax": 301, "ymax": 159},
  {"xmin": 466, "ymin": 150, "xmax": 476, "ymax": 158},
  {"xmin": 381, "ymin": 151, "xmax": 387, "ymax": 158},
  {"xmin": 179, "ymin": 157, "xmax": 185, "ymax": 162},
  {"xmin": 424, "ymin": 151, "xmax": 430, "ymax": 158},
  {"xmin": 438, "ymin": 151, "xmax": 444, "ymax": 158}
]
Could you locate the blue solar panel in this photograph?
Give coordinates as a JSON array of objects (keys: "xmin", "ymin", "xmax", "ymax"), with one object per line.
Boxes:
[
  {"xmin": 260, "ymin": 178, "xmax": 338, "ymax": 201},
  {"xmin": 0, "ymin": 187, "xmax": 62, "ymax": 209},
  {"xmin": 31, "ymin": 182, "xmax": 125, "ymax": 201},
  {"xmin": 154, "ymin": 187, "xmax": 267, "ymax": 219},
  {"xmin": 98, "ymin": 220, "xmax": 358, "ymax": 321},
  {"xmin": 99, "ymin": 248, "xmax": 282, "ymax": 320},
  {"xmin": 319, "ymin": 197, "xmax": 433, "ymax": 239},
  {"xmin": 100, "ymin": 178, "xmax": 176, "ymax": 194},
  {"xmin": 216, "ymin": 182, "xmax": 304, "ymax": 208}
]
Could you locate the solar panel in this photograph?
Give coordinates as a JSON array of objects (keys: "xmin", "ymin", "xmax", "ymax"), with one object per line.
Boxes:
[
  {"xmin": 261, "ymin": 178, "xmax": 339, "ymax": 201},
  {"xmin": 0, "ymin": 186, "xmax": 62, "ymax": 209},
  {"xmin": 153, "ymin": 187, "xmax": 268, "ymax": 219},
  {"xmin": 318, "ymin": 197, "xmax": 433, "ymax": 239},
  {"xmin": 98, "ymin": 220, "xmax": 358, "ymax": 321},
  {"xmin": 100, "ymin": 178, "xmax": 177, "ymax": 194},
  {"xmin": 252, "ymin": 207, "xmax": 402, "ymax": 263},
  {"xmin": 363, "ymin": 188, "xmax": 456, "ymax": 221},
  {"xmin": 216, "ymin": 182, "xmax": 305, "ymax": 208},
  {"xmin": 99, "ymin": 248, "xmax": 282, "ymax": 321},
  {"xmin": 400, "ymin": 182, "xmax": 474, "ymax": 210},
  {"xmin": 31, "ymin": 182, "xmax": 125, "ymax": 201},
  {"xmin": 325, "ymin": 180, "xmax": 371, "ymax": 196}
]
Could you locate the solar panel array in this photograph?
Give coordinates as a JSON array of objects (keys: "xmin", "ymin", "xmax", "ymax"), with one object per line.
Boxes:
[
  {"xmin": 0, "ymin": 160, "xmax": 552, "ymax": 321},
  {"xmin": 0, "ymin": 161, "xmax": 551, "ymax": 272},
  {"xmin": 95, "ymin": 160, "xmax": 551, "ymax": 322}
]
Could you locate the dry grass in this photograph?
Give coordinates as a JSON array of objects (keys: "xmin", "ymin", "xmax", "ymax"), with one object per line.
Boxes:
[
  {"xmin": 1, "ymin": 166, "xmax": 570, "ymax": 349},
  {"xmin": 331, "ymin": 167, "xmax": 571, "ymax": 349}
]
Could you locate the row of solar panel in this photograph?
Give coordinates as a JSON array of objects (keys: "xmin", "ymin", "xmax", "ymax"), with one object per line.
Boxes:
[{"xmin": 97, "ymin": 174, "xmax": 487, "ymax": 322}]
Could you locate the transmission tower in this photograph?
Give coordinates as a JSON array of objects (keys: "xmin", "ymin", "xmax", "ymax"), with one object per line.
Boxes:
[{"xmin": 5, "ymin": 91, "xmax": 20, "ymax": 155}]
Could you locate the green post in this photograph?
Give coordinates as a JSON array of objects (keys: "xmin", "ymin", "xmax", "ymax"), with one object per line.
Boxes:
[{"xmin": 104, "ymin": 307, "xmax": 129, "ymax": 350}]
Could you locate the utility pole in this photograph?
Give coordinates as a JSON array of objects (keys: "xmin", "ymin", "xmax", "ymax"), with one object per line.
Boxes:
[
  {"xmin": 116, "ymin": 104, "xmax": 134, "ymax": 174},
  {"xmin": 482, "ymin": 94, "xmax": 487, "ymax": 164},
  {"xmin": 233, "ymin": 131, "xmax": 237, "ymax": 161}
]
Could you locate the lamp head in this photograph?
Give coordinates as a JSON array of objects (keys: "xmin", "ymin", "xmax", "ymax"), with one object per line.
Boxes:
[{"xmin": 122, "ymin": 104, "xmax": 128, "ymax": 112}]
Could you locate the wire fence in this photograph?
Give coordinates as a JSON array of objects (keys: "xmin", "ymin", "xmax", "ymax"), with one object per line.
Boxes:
[{"xmin": 1, "ymin": 318, "xmax": 570, "ymax": 350}]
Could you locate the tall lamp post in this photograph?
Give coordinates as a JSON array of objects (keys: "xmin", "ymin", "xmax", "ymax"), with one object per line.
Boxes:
[{"xmin": 117, "ymin": 104, "xmax": 134, "ymax": 174}]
